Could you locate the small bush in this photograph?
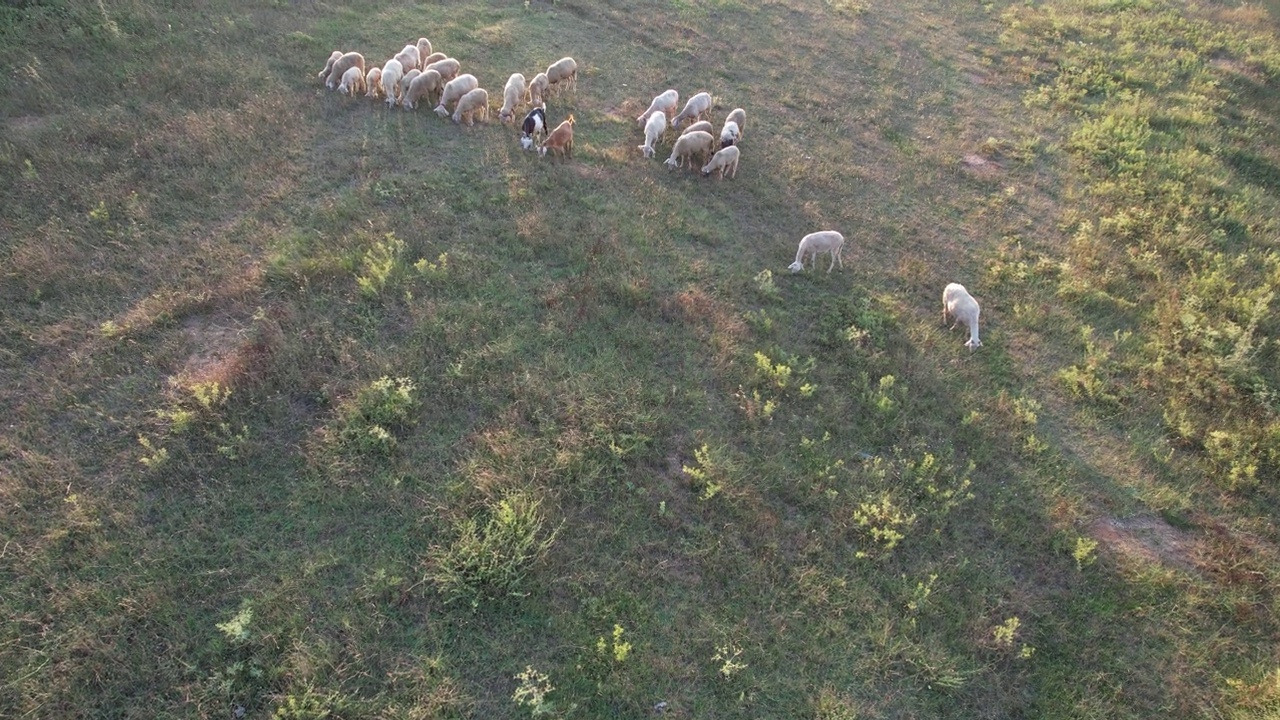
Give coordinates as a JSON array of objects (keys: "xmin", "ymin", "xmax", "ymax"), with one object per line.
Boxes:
[{"xmin": 428, "ymin": 491, "xmax": 558, "ymax": 607}]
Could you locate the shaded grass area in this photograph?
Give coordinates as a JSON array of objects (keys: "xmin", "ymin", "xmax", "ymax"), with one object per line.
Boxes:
[{"xmin": 3, "ymin": 0, "xmax": 1280, "ymax": 718}]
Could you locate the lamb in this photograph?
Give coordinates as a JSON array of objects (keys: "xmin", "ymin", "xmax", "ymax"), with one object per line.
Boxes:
[
  {"xmin": 942, "ymin": 283, "xmax": 982, "ymax": 350},
  {"xmin": 639, "ymin": 111, "xmax": 667, "ymax": 159},
  {"xmin": 325, "ymin": 52, "xmax": 365, "ymax": 90},
  {"xmin": 788, "ymin": 231, "xmax": 845, "ymax": 273},
  {"xmin": 402, "ymin": 69, "xmax": 442, "ymax": 110},
  {"xmin": 425, "ymin": 58, "xmax": 461, "ymax": 84},
  {"xmin": 637, "ymin": 89, "xmax": 678, "ymax": 125},
  {"xmin": 701, "ymin": 145, "xmax": 740, "ymax": 179},
  {"xmin": 393, "ymin": 44, "xmax": 421, "ymax": 76},
  {"xmin": 521, "ymin": 106, "xmax": 547, "ymax": 150},
  {"xmin": 720, "ymin": 120, "xmax": 740, "ymax": 148},
  {"xmin": 338, "ymin": 65, "xmax": 365, "ymax": 96},
  {"xmin": 545, "ymin": 57, "xmax": 578, "ymax": 96},
  {"xmin": 380, "ymin": 59, "xmax": 404, "ymax": 107},
  {"xmin": 434, "ymin": 73, "xmax": 478, "ymax": 117},
  {"xmin": 497, "ymin": 73, "xmax": 527, "ymax": 123},
  {"xmin": 415, "ymin": 38, "xmax": 432, "ymax": 67},
  {"xmin": 529, "ymin": 72, "xmax": 550, "ymax": 107},
  {"xmin": 680, "ymin": 120, "xmax": 713, "ymax": 137},
  {"xmin": 539, "ymin": 115, "xmax": 575, "ymax": 158},
  {"xmin": 420, "ymin": 51, "xmax": 447, "ymax": 68},
  {"xmin": 318, "ymin": 50, "xmax": 342, "ymax": 81},
  {"xmin": 399, "ymin": 68, "xmax": 421, "ymax": 102},
  {"xmin": 671, "ymin": 91, "xmax": 712, "ymax": 129},
  {"xmin": 724, "ymin": 108, "xmax": 746, "ymax": 141},
  {"xmin": 365, "ymin": 67, "xmax": 384, "ymax": 99},
  {"xmin": 452, "ymin": 87, "xmax": 489, "ymax": 125},
  {"xmin": 663, "ymin": 130, "xmax": 715, "ymax": 170}
]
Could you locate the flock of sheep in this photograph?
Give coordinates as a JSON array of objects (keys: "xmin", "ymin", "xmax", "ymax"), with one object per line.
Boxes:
[{"xmin": 316, "ymin": 42, "xmax": 982, "ymax": 350}]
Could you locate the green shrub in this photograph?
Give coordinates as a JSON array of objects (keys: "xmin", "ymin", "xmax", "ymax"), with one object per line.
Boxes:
[{"xmin": 428, "ymin": 491, "xmax": 558, "ymax": 607}]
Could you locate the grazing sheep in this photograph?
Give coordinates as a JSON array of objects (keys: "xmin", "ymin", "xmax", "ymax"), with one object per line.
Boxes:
[
  {"xmin": 942, "ymin": 283, "xmax": 982, "ymax": 350},
  {"xmin": 338, "ymin": 65, "xmax": 365, "ymax": 96},
  {"xmin": 420, "ymin": 51, "xmax": 447, "ymax": 68},
  {"xmin": 325, "ymin": 52, "xmax": 365, "ymax": 90},
  {"xmin": 415, "ymin": 38, "xmax": 432, "ymax": 66},
  {"xmin": 671, "ymin": 91, "xmax": 712, "ymax": 129},
  {"xmin": 545, "ymin": 56, "xmax": 578, "ymax": 96},
  {"xmin": 402, "ymin": 69, "xmax": 442, "ymax": 110},
  {"xmin": 680, "ymin": 120, "xmax": 713, "ymax": 137},
  {"xmin": 380, "ymin": 59, "xmax": 404, "ymax": 107},
  {"xmin": 393, "ymin": 44, "xmax": 420, "ymax": 76},
  {"xmin": 318, "ymin": 50, "xmax": 342, "ymax": 81},
  {"xmin": 539, "ymin": 115, "xmax": 575, "ymax": 158},
  {"xmin": 452, "ymin": 87, "xmax": 489, "ymax": 125},
  {"xmin": 498, "ymin": 73, "xmax": 527, "ymax": 123},
  {"xmin": 365, "ymin": 67, "xmax": 384, "ymax": 99},
  {"xmin": 521, "ymin": 105, "xmax": 547, "ymax": 150},
  {"xmin": 637, "ymin": 89, "xmax": 678, "ymax": 125},
  {"xmin": 434, "ymin": 73, "xmax": 478, "ymax": 117},
  {"xmin": 725, "ymin": 108, "xmax": 746, "ymax": 141},
  {"xmin": 426, "ymin": 58, "xmax": 461, "ymax": 84},
  {"xmin": 663, "ymin": 130, "xmax": 715, "ymax": 170},
  {"xmin": 701, "ymin": 145, "xmax": 740, "ymax": 179},
  {"xmin": 639, "ymin": 111, "xmax": 667, "ymax": 158},
  {"xmin": 720, "ymin": 120, "xmax": 740, "ymax": 148},
  {"xmin": 529, "ymin": 72, "xmax": 550, "ymax": 107},
  {"xmin": 788, "ymin": 231, "xmax": 845, "ymax": 273},
  {"xmin": 399, "ymin": 68, "xmax": 421, "ymax": 101}
]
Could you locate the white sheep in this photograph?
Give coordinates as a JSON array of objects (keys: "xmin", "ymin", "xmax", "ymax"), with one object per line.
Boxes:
[
  {"xmin": 663, "ymin": 130, "xmax": 715, "ymax": 170},
  {"xmin": 452, "ymin": 87, "xmax": 489, "ymax": 125},
  {"xmin": 420, "ymin": 51, "xmax": 447, "ymax": 68},
  {"xmin": 719, "ymin": 120, "xmax": 740, "ymax": 148},
  {"xmin": 393, "ymin": 45, "xmax": 420, "ymax": 76},
  {"xmin": 671, "ymin": 91, "xmax": 712, "ymax": 129},
  {"xmin": 701, "ymin": 145, "xmax": 740, "ymax": 179},
  {"xmin": 639, "ymin": 111, "xmax": 667, "ymax": 158},
  {"xmin": 679, "ymin": 120, "xmax": 713, "ymax": 137},
  {"xmin": 434, "ymin": 73, "xmax": 478, "ymax": 117},
  {"xmin": 426, "ymin": 57, "xmax": 461, "ymax": 83},
  {"xmin": 338, "ymin": 65, "xmax": 365, "ymax": 96},
  {"xmin": 399, "ymin": 68, "xmax": 421, "ymax": 102},
  {"xmin": 402, "ymin": 69, "xmax": 442, "ymax": 110},
  {"xmin": 529, "ymin": 72, "xmax": 550, "ymax": 107},
  {"xmin": 942, "ymin": 283, "xmax": 982, "ymax": 350},
  {"xmin": 318, "ymin": 50, "xmax": 342, "ymax": 81},
  {"xmin": 545, "ymin": 56, "xmax": 578, "ymax": 96},
  {"xmin": 788, "ymin": 231, "xmax": 845, "ymax": 273},
  {"xmin": 415, "ymin": 38, "xmax": 433, "ymax": 67},
  {"xmin": 637, "ymin": 89, "xmax": 678, "ymax": 125},
  {"xmin": 380, "ymin": 59, "xmax": 404, "ymax": 107},
  {"xmin": 365, "ymin": 67, "xmax": 384, "ymax": 99},
  {"xmin": 498, "ymin": 73, "xmax": 527, "ymax": 123},
  {"xmin": 725, "ymin": 108, "xmax": 746, "ymax": 141},
  {"xmin": 325, "ymin": 52, "xmax": 365, "ymax": 90}
]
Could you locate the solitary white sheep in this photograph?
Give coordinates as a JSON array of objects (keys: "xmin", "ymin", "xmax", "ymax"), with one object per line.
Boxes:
[
  {"xmin": 365, "ymin": 67, "xmax": 384, "ymax": 99},
  {"xmin": 637, "ymin": 89, "xmax": 678, "ymax": 125},
  {"xmin": 338, "ymin": 65, "xmax": 365, "ymax": 96},
  {"xmin": 639, "ymin": 111, "xmax": 667, "ymax": 158},
  {"xmin": 529, "ymin": 72, "xmax": 550, "ymax": 107},
  {"xmin": 725, "ymin": 108, "xmax": 746, "ymax": 141},
  {"xmin": 942, "ymin": 283, "xmax": 982, "ymax": 350},
  {"xmin": 701, "ymin": 145, "xmax": 740, "ymax": 179},
  {"xmin": 788, "ymin": 231, "xmax": 845, "ymax": 273},
  {"xmin": 325, "ymin": 52, "xmax": 365, "ymax": 90},
  {"xmin": 402, "ymin": 69, "xmax": 442, "ymax": 110},
  {"xmin": 434, "ymin": 73, "xmax": 478, "ymax": 117},
  {"xmin": 426, "ymin": 58, "xmax": 461, "ymax": 84},
  {"xmin": 498, "ymin": 73, "xmax": 527, "ymax": 123},
  {"xmin": 672, "ymin": 91, "xmax": 712, "ymax": 129},
  {"xmin": 415, "ymin": 38, "xmax": 432, "ymax": 67},
  {"xmin": 545, "ymin": 56, "xmax": 578, "ymax": 96},
  {"xmin": 680, "ymin": 120, "xmax": 713, "ymax": 137},
  {"xmin": 380, "ymin": 59, "xmax": 405, "ymax": 107},
  {"xmin": 318, "ymin": 50, "xmax": 342, "ymax": 81},
  {"xmin": 393, "ymin": 45, "xmax": 420, "ymax": 76},
  {"xmin": 720, "ymin": 120, "xmax": 740, "ymax": 148},
  {"xmin": 452, "ymin": 87, "xmax": 489, "ymax": 125},
  {"xmin": 663, "ymin": 130, "xmax": 715, "ymax": 170}
]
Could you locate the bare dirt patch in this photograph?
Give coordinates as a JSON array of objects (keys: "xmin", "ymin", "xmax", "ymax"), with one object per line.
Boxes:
[{"xmin": 1089, "ymin": 515, "xmax": 1197, "ymax": 573}]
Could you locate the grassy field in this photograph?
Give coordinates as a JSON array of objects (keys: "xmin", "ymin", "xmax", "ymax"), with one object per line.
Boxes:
[{"xmin": 3, "ymin": 0, "xmax": 1280, "ymax": 717}]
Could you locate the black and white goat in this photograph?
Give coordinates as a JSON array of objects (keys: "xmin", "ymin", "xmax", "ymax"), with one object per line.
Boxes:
[{"xmin": 520, "ymin": 105, "xmax": 547, "ymax": 150}]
